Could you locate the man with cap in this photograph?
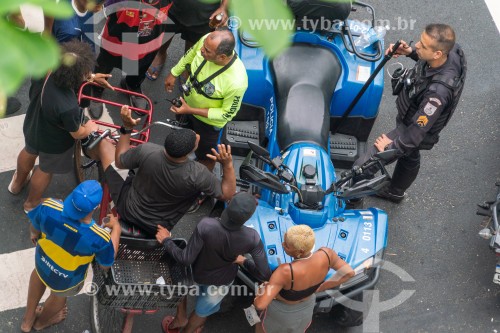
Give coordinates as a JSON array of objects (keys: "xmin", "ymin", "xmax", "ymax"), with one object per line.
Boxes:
[
  {"xmin": 87, "ymin": 105, "xmax": 236, "ymax": 236},
  {"xmin": 21, "ymin": 180, "xmax": 121, "ymax": 332},
  {"xmin": 156, "ymin": 192, "xmax": 271, "ymax": 333}
]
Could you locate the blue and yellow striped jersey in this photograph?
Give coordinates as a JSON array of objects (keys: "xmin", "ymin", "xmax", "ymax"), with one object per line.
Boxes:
[{"xmin": 28, "ymin": 198, "xmax": 114, "ymax": 292}]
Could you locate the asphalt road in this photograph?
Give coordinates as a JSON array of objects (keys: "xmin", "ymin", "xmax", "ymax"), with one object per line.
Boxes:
[{"xmin": 0, "ymin": 0, "xmax": 499, "ymax": 332}]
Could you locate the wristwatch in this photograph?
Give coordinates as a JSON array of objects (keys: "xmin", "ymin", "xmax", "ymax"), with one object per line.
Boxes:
[{"xmin": 119, "ymin": 126, "xmax": 133, "ymax": 135}]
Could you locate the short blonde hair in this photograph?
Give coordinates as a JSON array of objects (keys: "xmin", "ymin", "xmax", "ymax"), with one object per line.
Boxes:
[{"xmin": 285, "ymin": 225, "xmax": 315, "ymax": 253}]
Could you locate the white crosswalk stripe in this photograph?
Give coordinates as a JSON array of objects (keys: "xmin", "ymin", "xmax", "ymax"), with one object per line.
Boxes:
[
  {"xmin": 485, "ymin": 0, "xmax": 500, "ymax": 34},
  {"xmin": 0, "ymin": 248, "xmax": 94, "ymax": 312},
  {"xmin": 0, "ymin": 115, "xmax": 27, "ymax": 173}
]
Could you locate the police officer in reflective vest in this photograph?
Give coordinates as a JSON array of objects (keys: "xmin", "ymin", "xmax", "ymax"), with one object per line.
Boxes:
[{"xmin": 355, "ymin": 23, "xmax": 466, "ymax": 203}]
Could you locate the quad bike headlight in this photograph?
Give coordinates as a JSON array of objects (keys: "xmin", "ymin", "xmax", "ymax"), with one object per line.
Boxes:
[{"xmin": 339, "ymin": 249, "xmax": 384, "ymax": 291}]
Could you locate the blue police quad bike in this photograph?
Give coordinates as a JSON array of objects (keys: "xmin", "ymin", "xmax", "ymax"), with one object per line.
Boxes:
[{"xmin": 215, "ymin": 0, "xmax": 403, "ymax": 326}]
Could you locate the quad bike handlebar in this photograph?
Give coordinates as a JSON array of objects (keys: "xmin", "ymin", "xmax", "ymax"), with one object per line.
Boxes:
[
  {"xmin": 241, "ymin": 140, "xmax": 398, "ymax": 207},
  {"xmin": 326, "ymin": 149, "xmax": 398, "ymax": 196}
]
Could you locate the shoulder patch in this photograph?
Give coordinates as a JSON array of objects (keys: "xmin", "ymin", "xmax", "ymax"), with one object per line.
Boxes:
[
  {"xmin": 202, "ymin": 82, "xmax": 215, "ymax": 96},
  {"xmin": 423, "ymin": 102, "xmax": 438, "ymax": 116},
  {"xmin": 417, "ymin": 115, "xmax": 429, "ymax": 127},
  {"xmin": 429, "ymin": 97, "xmax": 442, "ymax": 106}
]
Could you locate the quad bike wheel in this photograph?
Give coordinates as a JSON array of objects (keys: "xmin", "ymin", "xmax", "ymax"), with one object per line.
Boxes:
[
  {"xmin": 330, "ymin": 288, "xmax": 374, "ymax": 327},
  {"xmin": 74, "ymin": 139, "xmax": 102, "ymax": 184}
]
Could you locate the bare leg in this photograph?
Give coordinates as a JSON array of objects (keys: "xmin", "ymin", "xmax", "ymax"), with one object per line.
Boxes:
[
  {"xmin": 183, "ymin": 312, "xmax": 207, "ymax": 333},
  {"xmin": 147, "ymin": 37, "xmax": 174, "ymax": 79},
  {"xmin": 169, "ymin": 296, "xmax": 189, "ymax": 329},
  {"xmin": 255, "ymin": 323, "xmax": 265, "ymax": 333},
  {"xmin": 24, "ymin": 168, "xmax": 52, "ymax": 212},
  {"xmin": 32, "ymin": 293, "xmax": 68, "ymax": 331},
  {"xmin": 10, "ymin": 148, "xmax": 37, "ymax": 193},
  {"xmin": 87, "ymin": 139, "xmax": 116, "ymax": 171},
  {"xmin": 21, "ymin": 270, "xmax": 47, "ymax": 333}
]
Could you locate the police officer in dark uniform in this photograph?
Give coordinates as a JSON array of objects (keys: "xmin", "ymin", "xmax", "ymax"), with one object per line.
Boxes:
[{"xmin": 354, "ymin": 23, "xmax": 467, "ymax": 203}]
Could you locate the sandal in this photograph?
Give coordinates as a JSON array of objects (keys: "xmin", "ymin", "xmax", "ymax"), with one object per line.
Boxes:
[
  {"xmin": 160, "ymin": 316, "xmax": 203, "ymax": 333},
  {"xmin": 161, "ymin": 316, "xmax": 183, "ymax": 333},
  {"xmin": 8, "ymin": 169, "xmax": 33, "ymax": 195},
  {"xmin": 145, "ymin": 65, "xmax": 163, "ymax": 81}
]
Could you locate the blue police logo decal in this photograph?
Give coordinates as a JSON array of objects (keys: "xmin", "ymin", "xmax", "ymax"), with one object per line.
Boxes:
[{"xmin": 203, "ymin": 82, "xmax": 216, "ymax": 96}]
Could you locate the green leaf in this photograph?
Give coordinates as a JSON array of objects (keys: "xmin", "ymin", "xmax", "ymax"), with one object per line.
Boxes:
[
  {"xmin": 9, "ymin": 23, "xmax": 60, "ymax": 77},
  {"xmin": 0, "ymin": 25, "xmax": 30, "ymax": 96},
  {"xmin": 0, "ymin": 89, "xmax": 6, "ymax": 118},
  {"xmin": 231, "ymin": 0, "xmax": 293, "ymax": 58},
  {"xmin": 0, "ymin": 20, "xmax": 60, "ymax": 96},
  {"xmin": 0, "ymin": 0, "xmax": 73, "ymax": 18}
]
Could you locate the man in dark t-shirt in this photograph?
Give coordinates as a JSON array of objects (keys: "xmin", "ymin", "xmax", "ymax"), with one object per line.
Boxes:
[{"xmin": 88, "ymin": 105, "xmax": 236, "ymax": 235}]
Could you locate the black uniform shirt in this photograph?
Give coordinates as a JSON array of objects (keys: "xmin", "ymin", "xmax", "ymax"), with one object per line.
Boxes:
[{"xmin": 390, "ymin": 46, "xmax": 462, "ymax": 152}]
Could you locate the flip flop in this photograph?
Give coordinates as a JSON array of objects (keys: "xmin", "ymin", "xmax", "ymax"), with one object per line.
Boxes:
[
  {"xmin": 8, "ymin": 169, "xmax": 33, "ymax": 195},
  {"xmin": 161, "ymin": 316, "xmax": 181, "ymax": 333},
  {"xmin": 146, "ymin": 65, "xmax": 162, "ymax": 81}
]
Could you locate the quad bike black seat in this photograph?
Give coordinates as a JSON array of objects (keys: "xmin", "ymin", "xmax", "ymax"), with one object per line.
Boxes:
[{"xmin": 272, "ymin": 44, "xmax": 341, "ymax": 150}]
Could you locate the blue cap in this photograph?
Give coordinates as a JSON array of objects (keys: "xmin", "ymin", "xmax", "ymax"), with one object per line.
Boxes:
[{"xmin": 62, "ymin": 180, "xmax": 103, "ymax": 220}]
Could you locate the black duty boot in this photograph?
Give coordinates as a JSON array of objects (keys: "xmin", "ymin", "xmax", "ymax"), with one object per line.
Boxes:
[
  {"xmin": 375, "ymin": 186, "xmax": 406, "ymax": 203},
  {"xmin": 377, "ymin": 150, "xmax": 420, "ymax": 203},
  {"xmin": 345, "ymin": 198, "xmax": 364, "ymax": 209}
]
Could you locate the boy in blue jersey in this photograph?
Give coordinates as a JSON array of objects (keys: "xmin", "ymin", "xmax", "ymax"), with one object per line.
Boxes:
[
  {"xmin": 21, "ymin": 180, "xmax": 121, "ymax": 332},
  {"xmin": 45, "ymin": 0, "xmax": 105, "ymax": 45}
]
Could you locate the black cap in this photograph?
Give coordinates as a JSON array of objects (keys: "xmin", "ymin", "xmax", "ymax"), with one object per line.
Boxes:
[{"xmin": 220, "ymin": 192, "xmax": 257, "ymax": 231}]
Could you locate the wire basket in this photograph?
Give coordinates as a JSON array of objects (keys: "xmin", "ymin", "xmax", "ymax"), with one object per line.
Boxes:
[{"xmin": 92, "ymin": 237, "xmax": 193, "ymax": 310}]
